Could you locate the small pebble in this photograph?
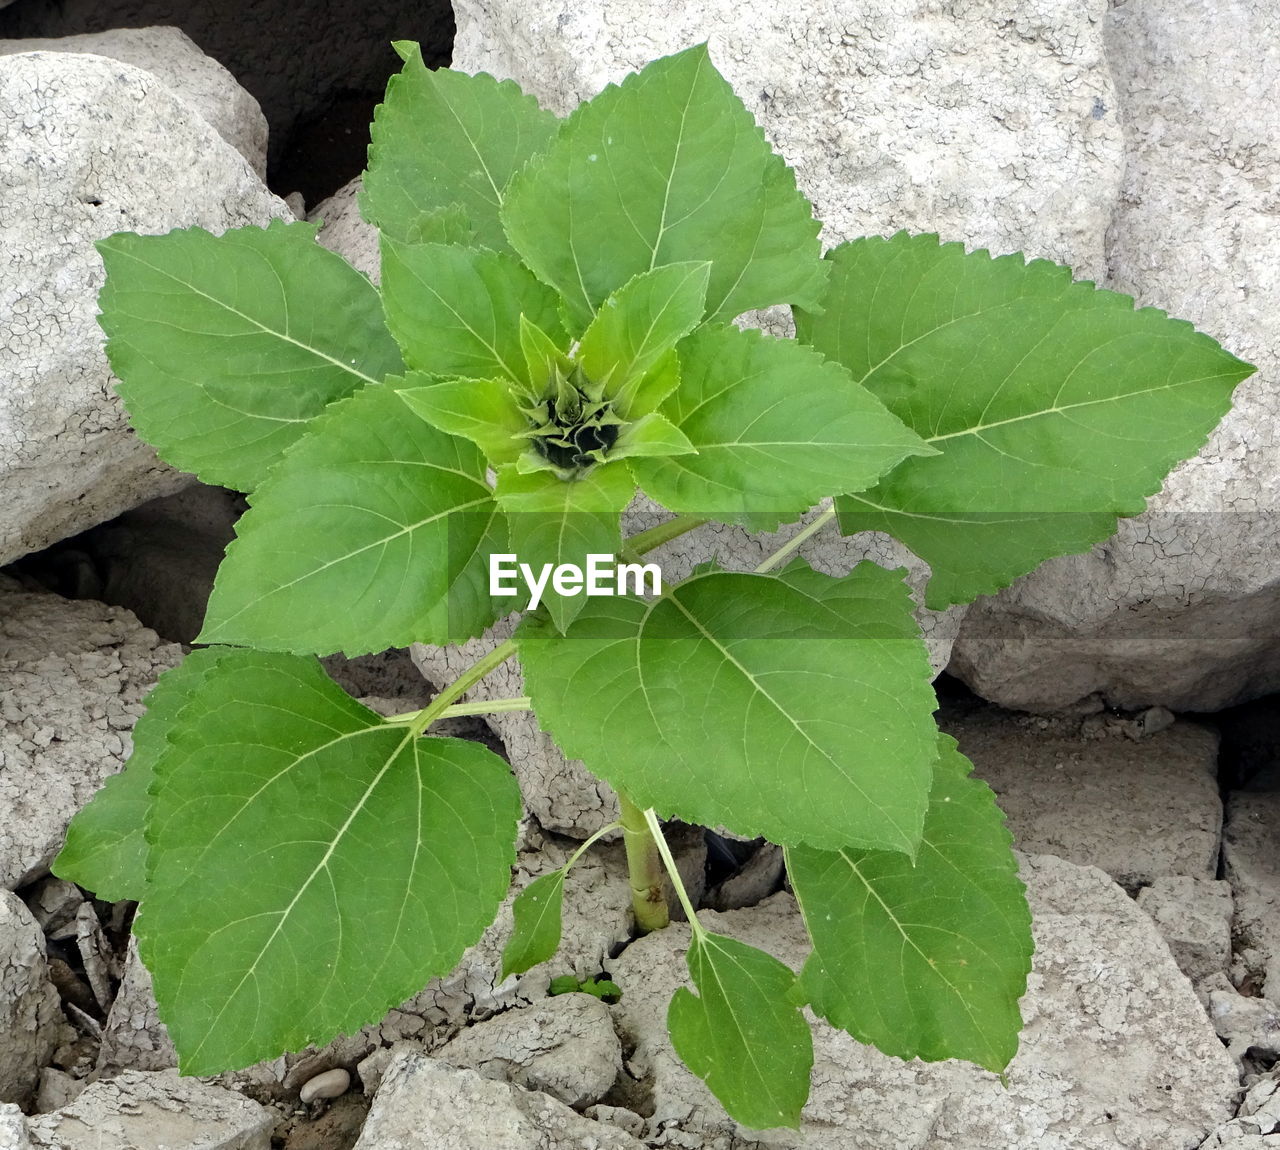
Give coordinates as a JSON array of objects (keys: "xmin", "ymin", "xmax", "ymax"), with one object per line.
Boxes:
[{"xmin": 299, "ymin": 1067, "xmax": 350, "ymax": 1104}]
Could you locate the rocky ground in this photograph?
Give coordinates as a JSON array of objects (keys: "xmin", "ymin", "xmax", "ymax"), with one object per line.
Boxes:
[{"xmin": 1, "ymin": 0, "xmax": 1278, "ymax": 1147}]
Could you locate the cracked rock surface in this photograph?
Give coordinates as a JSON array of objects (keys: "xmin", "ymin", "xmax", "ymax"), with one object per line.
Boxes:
[{"xmin": 0, "ymin": 891, "xmax": 61, "ymax": 1108}]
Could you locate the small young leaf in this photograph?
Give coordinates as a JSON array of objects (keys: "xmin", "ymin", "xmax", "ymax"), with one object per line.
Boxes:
[
  {"xmin": 795, "ymin": 233, "xmax": 1255, "ymax": 607},
  {"xmin": 630, "ymin": 324, "xmax": 932, "ymax": 531},
  {"xmin": 139, "ymin": 650, "xmax": 522, "ymax": 1074},
  {"xmin": 97, "ymin": 221, "xmax": 403, "ymax": 490},
  {"xmin": 501, "ymin": 43, "xmax": 826, "ymax": 331},
  {"xmin": 789, "ymin": 733, "xmax": 1033, "ymax": 1071},
  {"xmin": 519, "ymin": 561, "xmax": 938, "ymax": 853},
  {"xmin": 53, "ymin": 648, "xmax": 234, "ymax": 901},
  {"xmin": 380, "ymin": 237, "xmax": 568, "ymax": 387},
  {"xmin": 609, "ymin": 412, "xmax": 697, "ymax": 461},
  {"xmin": 362, "ymin": 41, "xmax": 558, "ymax": 251},
  {"xmin": 398, "ymin": 374, "xmax": 527, "ymax": 466},
  {"xmin": 199, "ymin": 385, "xmax": 506, "ymax": 655},
  {"xmin": 668, "ymin": 931, "xmax": 812, "ymax": 1130},
  {"xmin": 501, "ymin": 870, "xmax": 567, "ymax": 979}
]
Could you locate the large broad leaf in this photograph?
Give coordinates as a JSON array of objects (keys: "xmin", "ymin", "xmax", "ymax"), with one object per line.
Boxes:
[
  {"xmin": 519, "ymin": 560, "xmax": 938, "ymax": 853},
  {"xmin": 361, "ymin": 41, "xmax": 559, "ymax": 251},
  {"xmin": 199, "ymin": 384, "xmax": 505, "ymax": 655},
  {"xmin": 501, "ymin": 43, "xmax": 827, "ymax": 332},
  {"xmin": 137, "ymin": 650, "xmax": 521, "ymax": 1073},
  {"xmin": 501, "ymin": 870, "xmax": 566, "ymax": 979},
  {"xmin": 789, "ymin": 733, "xmax": 1033, "ymax": 1071},
  {"xmin": 669, "ymin": 931, "xmax": 813, "ymax": 1130},
  {"xmin": 630, "ymin": 324, "xmax": 933, "ymax": 531},
  {"xmin": 380, "ymin": 238, "xmax": 568, "ymax": 387},
  {"xmin": 53, "ymin": 649, "xmax": 233, "ymax": 901},
  {"xmin": 97, "ymin": 221, "xmax": 403, "ymax": 491},
  {"xmin": 795, "ymin": 233, "xmax": 1255, "ymax": 608}
]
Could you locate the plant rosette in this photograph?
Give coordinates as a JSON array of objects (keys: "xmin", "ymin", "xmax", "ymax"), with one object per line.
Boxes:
[{"xmin": 56, "ymin": 41, "xmax": 1253, "ymax": 1131}]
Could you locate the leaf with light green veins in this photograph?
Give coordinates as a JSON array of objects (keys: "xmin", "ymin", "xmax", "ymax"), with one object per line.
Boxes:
[
  {"xmin": 795, "ymin": 232, "xmax": 1256, "ymax": 608},
  {"xmin": 501, "ymin": 870, "xmax": 567, "ymax": 979},
  {"xmin": 137, "ymin": 650, "xmax": 521, "ymax": 1073},
  {"xmin": 576, "ymin": 262, "xmax": 711, "ymax": 417},
  {"xmin": 398, "ymin": 373, "xmax": 527, "ymax": 466},
  {"xmin": 519, "ymin": 560, "xmax": 937, "ymax": 853},
  {"xmin": 495, "ymin": 464, "xmax": 634, "ymax": 632},
  {"xmin": 501, "ymin": 43, "xmax": 827, "ymax": 332},
  {"xmin": 788, "ymin": 733, "xmax": 1033, "ymax": 1071},
  {"xmin": 630, "ymin": 324, "xmax": 933, "ymax": 532},
  {"xmin": 199, "ymin": 384, "xmax": 506, "ymax": 655},
  {"xmin": 380, "ymin": 238, "xmax": 568, "ymax": 387},
  {"xmin": 96, "ymin": 221, "xmax": 403, "ymax": 491},
  {"xmin": 53, "ymin": 648, "xmax": 235, "ymax": 901},
  {"xmin": 669, "ymin": 931, "xmax": 813, "ymax": 1130},
  {"xmin": 361, "ymin": 41, "xmax": 558, "ymax": 251}
]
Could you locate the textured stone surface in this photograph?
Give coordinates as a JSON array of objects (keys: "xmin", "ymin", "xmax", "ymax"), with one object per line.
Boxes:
[
  {"xmin": 0, "ymin": 27, "xmax": 268, "ymax": 175},
  {"xmin": 0, "ymin": 51, "xmax": 288, "ymax": 565},
  {"xmin": 1201, "ymin": 1073, "xmax": 1280, "ymax": 1146},
  {"xmin": 1223, "ymin": 791, "xmax": 1280, "ymax": 998},
  {"xmin": 950, "ymin": 2, "xmax": 1280, "ymax": 714},
  {"xmin": 607, "ymin": 857, "xmax": 1238, "ymax": 1149},
  {"xmin": 310, "ymin": 177, "xmax": 377, "ymax": 280},
  {"xmin": 0, "ymin": 891, "xmax": 61, "ymax": 1107},
  {"xmin": 438, "ymin": 993, "xmax": 622, "ymax": 1109},
  {"xmin": 1136, "ymin": 875, "xmax": 1233, "ymax": 987},
  {"xmin": 353, "ymin": 1050, "xmax": 646, "ymax": 1150},
  {"xmin": 25, "ymin": 1070, "xmax": 274, "ymax": 1149},
  {"xmin": 941, "ymin": 704, "xmax": 1222, "ymax": 889},
  {"xmin": 0, "ymin": 575, "xmax": 184, "ymax": 889},
  {"xmin": 96, "ymin": 936, "xmax": 178, "ymax": 1077},
  {"xmin": 0, "ymin": 1105, "xmax": 28, "ymax": 1150}
]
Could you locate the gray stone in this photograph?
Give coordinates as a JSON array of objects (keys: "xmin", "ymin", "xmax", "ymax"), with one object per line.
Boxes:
[
  {"xmin": 0, "ymin": 51, "xmax": 289, "ymax": 566},
  {"xmin": 0, "ymin": 27, "xmax": 268, "ymax": 175},
  {"xmin": 1203, "ymin": 974, "xmax": 1280, "ymax": 1065},
  {"xmin": 0, "ymin": 891, "xmax": 61, "ymax": 1107},
  {"xmin": 941, "ymin": 704, "xmax": 1222, "ymax": 888},
  {"xmin": 96, "ymin": 935, "xmax": 177, "ymax": 1076},
  {"xmin": 438, "ymin": 993, "xmax": 622, "ymax": 1109},
  {"xmin": 606, "ymin": 857, "xmax": 1237, "ymax": 1149},
  {"xmin": 310, "ymin": 177, "xmax": 377, "ymax": 281},
  {"xmin": 706, "ymin": 843, "xmax": 784, "ymax": 913},
  {"xmin": 353, "ymin": 1049, "xmax": 646, "ymax": 1150},
  {"xmin": 0, "ymin": 1105, "xmax": 29, "ymax": 1150},
  {"xmin": 25, "ymin": 1070, "xmax": 274, "ymax": 1149},
  {"xmin": 950, "ymin": 2, "xmax": 1280, "ymax": 715},
  {"xmin": 0, "ymin": 576, "xmax": 184, "ymax": 890},
  {"xmin": 1136, "ymin": 875, "xmax": 1233, "ymax": 986},
  {"xmin": 1223, "ymin": 792, "xmax": 1280, "ymax": 998},
  {"xmin": 33, "ymin": 1068, "xmax": 85, "ymax": 1115}
]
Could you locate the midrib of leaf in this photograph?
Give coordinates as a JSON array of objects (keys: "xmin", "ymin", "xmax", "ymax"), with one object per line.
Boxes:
[
  {"xmin": 108, "ymin": 246, "xmax": 385, "ymax": 388},
  {"xmin": 695, "ymin": 936, "xmax": 779, "ymax": 1088},
  {"xmin": 841, "ymin": 493, "xmax": 1053, "ymax": 526},
  {"xmin": 437, "ymin": 82, "xmax": 504, "ymax": 209},
  {"xmin": 647, "ymin": 71, "xmax": 700, "ymax": 273}
]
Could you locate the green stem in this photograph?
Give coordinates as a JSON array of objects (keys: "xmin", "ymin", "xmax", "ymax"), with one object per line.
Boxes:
[
  {"xmin": 384, "ymin": 696, "xmax": 531, "ymax": 725},
  {"xmin": 563, "ymin": 820, "xmax": 624, "ymax": 873},
  {"xmin": 643, "ymin": 807, "xmax": 703, "ymax": 938},
  {"xmin": 618, "ymin": 793, "xmax": 671, "ymax": 932},
  {"xmin": 407, "ymin": 639, "xmax": 518, "ymax": 738},
  {"xmin": 754, "ymin": 506, "xmax": 837, "ymax": 574},
  {"xmin": 619, "ymin": 513, "xmax": 707, "ymax": 564}
]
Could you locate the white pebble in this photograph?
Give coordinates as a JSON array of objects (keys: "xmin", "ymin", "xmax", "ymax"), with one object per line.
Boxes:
[{"xmin": 299, "ymin": 1067, "xmax": 350, "ymax": 1104}]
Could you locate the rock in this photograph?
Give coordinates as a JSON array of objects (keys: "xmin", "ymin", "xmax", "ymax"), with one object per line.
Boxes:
[
  {"xmin": 353, "ymin": 1049, "xmax": 646, "ymax": 1150},
  {"xmin": 282, "ymin": 1095, "xmax": 368, "ymax": 1150},
  {"xmin": 941, "ymin": 703, "xmax": 1221, "ymax": 889},
  {"xmin": 949, "ymin": 2, "xmax": 1280, "ymax": 715},
  {"xmin": 33, "ymin": 1068, "xmax": 85, "ymax": 1114},
  {"xmin": 0, "ymin": 27, "xmax": 268, "ymax": 175},
  {"xmin": 1223, "ymin": 792, "xmax": 1280, "ymax": 997},
  {"xmin": 298, "ymin": 1067, "xmax": 350, "ymax": 1104},
  {"xmin": 310, "ymin": 178, "xmax": 377, "ymax": 280},
  {"xmin": 0, "ymin": 1105, "xmax": 28, "ymax": 1150},
  {"xmin": 606, "ymin": 857, "xmax": 1238, "ymax": 1148},
  {"xmin": 438, "ymin": 993, "xmax": 622, "ymax": 1109},
  {"xmin": 706, "ymin": 842, "xmax": 784, "ymax": 913},
  {"xmin": 0, "ymin": 576, "xmax": 184, "ymax": 889},
  {"xmin": 1203, "ymin": 974, "xmax": 1280, "ymax": 1065},
  {"xmin": 96, "ymin": 935, "xmax": 177, "ymax": 1076},
  {"xmin": 25, "ymin": 1070, "xmax": 275, "ymax": 1149},
  {"xmin": 22, "ymin": 877, "xmax": 82, "ymax": 937},
  {"xmin": 0, "ymin": 891, "xmax": 62, "ymax": 1106},
  {"xmin": 585, "ymin": 1105, "xmax": 646, "ymax": 1139},
  {"xmin": 0, "ymin": 51, "xmax": 289, "ymax": 566},
  {"xmin": 1136, "ymin": 876, "xmax": 1234, "ymax": 987}
]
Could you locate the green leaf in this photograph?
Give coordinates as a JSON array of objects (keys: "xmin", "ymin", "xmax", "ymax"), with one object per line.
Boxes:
[
  {"xmin": 577, "ymin": 263, "xmax": 711, "ymax": 416},
  {"xmin": 669, "ymin": 931, "xmax": 812, "ymax": 1130},
  {"xmin": 494, "ymin": 464, "xmax": 634, "ymax": 632},
  {"xmin": 501, "ymin": 870, "xmax": 566, "ymax": 979},
  {"xmin": 398, "ymin": 373, "xmax": 526, "ymax": 466},
  {"xmin": 96, "ymin": 221, "xmax": 403, "ymax": 491},
  {"xmin": 138, "ymin": 650, "xmax": 521, "ymax": 1073},
  {"xmin": 630, "ymin": 325, "xmax": 933, "ymax": 531},
  {"xmin": 501, "ymin": 43, "xmax": 827, "ymax": 332},
  {"xmin": 53, "ymin": 648, "xmax": 233, "ymax": 901},
  {"xmin": 610, "ymin": 412, "xmax": 697, "ymax": 461},
  {"xmin": 519, "ymin": 561, "xmax": 938, "ymax": 853},
  {"xmin": 380, "ymin": 238, "xmax": 568, "ymax": 387},
  {"xmin": 362, "ymin": 41, "xmax": 558, "ymax": 251},
  {"xmin": 519, "ymin": 314, "xmax": 573, "ymax": 387},
  {"xmin": 789, "ymin": 732, "xmax": 1033, "ymax": 1071},
  {"xmin": 199, "ymin": 384, "xmax": 506, "ymax": 654},
  {"xmin": 795, "ymin": 233, "xmax": 1255, "ymax": 607}
]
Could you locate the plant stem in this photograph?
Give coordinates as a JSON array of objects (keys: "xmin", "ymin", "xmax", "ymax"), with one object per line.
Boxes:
[
  {"xmin": 754, "ymin": 506, "xmax": 837, "ymax": 574},
  {"xmin": 643, "ymin": 807, "xmax": 704, "ymax": 938},
  {"xmin": 407, "ymin": 639, "xmax": 518, "ymax": 737},
  {"xmin": 619, "ymin": 513, "xmax": 707, "ymax": 564},
  {"xmin": 384, "ymin": 696, "xmax": 531, "ymax": 724},
  {"xmin": 618, "ymin": 793, "xmax": 671, "ymax": 932}
]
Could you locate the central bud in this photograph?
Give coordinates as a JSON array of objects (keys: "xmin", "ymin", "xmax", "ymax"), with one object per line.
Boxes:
[{"xmin": 519, "ymin": 363, "xmax": 624, "ymax": 477}]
